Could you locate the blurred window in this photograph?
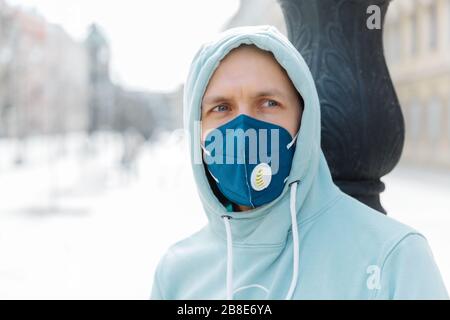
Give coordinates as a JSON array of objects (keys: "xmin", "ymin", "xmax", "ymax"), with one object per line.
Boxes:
[
  {"xmin": 409, "ymin": 100, "xmax": 422, "ymax": 143},
  {"xmin": 427, "ymin": 97, "xmax": 442, "ymax": 143},
  {"xmin": 448, "ymin": 0, "xmax": 450, "ymax": 44},
  {"xmin": 448, "ymin": 97, "xmax": 450, "ymax": 145},
  {"xmin": 411, "ymin": 11, "xmax": 418, "ymax": 55},
  {"xmin": 389, "ymin": 22, "xmax": 402, "ymax": 62},
  {"xmin": 429, "ymin": 1, "xmax": 438, "ymax": 50}
]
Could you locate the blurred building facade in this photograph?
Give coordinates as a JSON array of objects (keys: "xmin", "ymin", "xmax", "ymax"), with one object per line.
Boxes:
[
  {"xmin": 168, "ymin": 84, "xmax": 184, "ymax": 129},
  {"xmin": 162, "ymin": 0, "xmax": 287, "ymax": 132},
  {"xmin": 0, "ymin": 0, "xmax": 88, "ymax": 138},
  {"xmin": 85, "ymin": 24, "xmax": 114, "ymax": 134},
  {"xmin": 225, "ymin": 0, "xmax": 450, "ymax": 169},
  {"xmin": 384, "ymin": 0, "xmax": 450, "ymax": 168},
  {"xmin": 0, "ymin": 0, "xmax": 180, "ymax": 142},
  {"xmin": 84, "ymin": 23, "xmax": 176, "ymax": 138}
]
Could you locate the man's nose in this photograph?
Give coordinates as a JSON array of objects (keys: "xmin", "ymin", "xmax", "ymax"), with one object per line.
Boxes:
[{"xmin": 235, "ymin": 102, "xmax": 256, "ymax": 118}]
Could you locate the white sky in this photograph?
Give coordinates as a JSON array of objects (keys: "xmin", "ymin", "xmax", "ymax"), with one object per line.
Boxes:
[{"xmin": 6, "ymin": 0, "xmax": 240, "ymax": 92}]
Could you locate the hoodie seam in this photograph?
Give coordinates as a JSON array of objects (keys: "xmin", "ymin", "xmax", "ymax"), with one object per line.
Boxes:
[{"xmin": 369, "ymin": 232, "xmax": 425, "ymax": 300}]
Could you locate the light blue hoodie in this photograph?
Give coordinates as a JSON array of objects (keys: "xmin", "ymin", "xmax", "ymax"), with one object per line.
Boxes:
[{"xmin": 151, "ymin": 25, "xmax": 448, "ymax": 300}]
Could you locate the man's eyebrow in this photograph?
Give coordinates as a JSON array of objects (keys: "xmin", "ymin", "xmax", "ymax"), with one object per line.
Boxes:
[
  {"xmin": 251, "ymin": 89, "xmax": 286, "ymax": 99},
  {"xmin": 202, "ymin": 95, "xmax": 229, "ymax": 105},
  {"xmin": 202, "ymin": 89, "xmax": 286, "ymax": 105}
]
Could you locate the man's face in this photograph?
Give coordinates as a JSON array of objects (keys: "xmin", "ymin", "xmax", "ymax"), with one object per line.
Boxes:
[{"xmin": 201, "ymin": 45, "xmax": 303, "ymax": 141}]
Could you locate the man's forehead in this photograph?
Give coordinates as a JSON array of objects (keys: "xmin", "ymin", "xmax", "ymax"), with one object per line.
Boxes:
[{"xmin": 201, "ymin": 44, "xmax": 299, "ymax": 104}]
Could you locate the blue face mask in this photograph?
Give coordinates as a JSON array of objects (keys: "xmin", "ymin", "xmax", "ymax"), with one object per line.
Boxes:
[{"xmin": 202, "ymin": 114, "xmax": 298, "ymax": 208}]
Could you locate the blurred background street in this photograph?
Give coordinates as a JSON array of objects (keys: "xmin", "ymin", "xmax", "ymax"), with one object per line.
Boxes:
[{"xmin": 0, "ymin": 0, "xmax": 449, "ymax": 299}]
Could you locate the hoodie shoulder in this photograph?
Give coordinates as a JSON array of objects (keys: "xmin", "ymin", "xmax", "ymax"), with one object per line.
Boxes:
[
  {"xmin": 150, "ymin": 225, "xmax": 218, "ymax": 299},
  {"xmin": 310, "ymin": 192, "xmax": 425, "ymax": 269},
  {"xmin": 328, "ymin": 192, "xmax": 420, "ymax": 242},
  {"xmin": 318, "ymin": 192, "xmax": 448, "ymax": 299},
  {"xmin": 373, "ymin": 232, "xmax": 448, "ymax": 299}
]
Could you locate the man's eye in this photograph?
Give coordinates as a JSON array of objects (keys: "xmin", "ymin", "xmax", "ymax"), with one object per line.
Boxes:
[
  {"xmin": 212, "ymin": 104, "xmax": 229, "ymax": 112},
  {"xmin": 262, "ymin": 99, "xmax": 279, "ymax": 108}
]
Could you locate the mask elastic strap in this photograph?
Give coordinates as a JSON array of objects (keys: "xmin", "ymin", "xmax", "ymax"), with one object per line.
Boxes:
[
  {"xmin": 287, "ymin": 131, "xmax": 299, "ymax": 150},
  {"xmin": 200, "ymin": 143, "xmax": 211, "ymax": 156}
]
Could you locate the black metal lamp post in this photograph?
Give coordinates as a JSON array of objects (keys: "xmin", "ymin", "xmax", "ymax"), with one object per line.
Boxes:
[{"xmin": 278, "ymin": 0, "xmax": 404, "ymax": 213}]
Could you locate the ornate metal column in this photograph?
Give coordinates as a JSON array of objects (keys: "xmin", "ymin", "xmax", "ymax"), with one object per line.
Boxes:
[{"xmin": 278, "ymin": 0, "xmax": 404, "ymax": 213}]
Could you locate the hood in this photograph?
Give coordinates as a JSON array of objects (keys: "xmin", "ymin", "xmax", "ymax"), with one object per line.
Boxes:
[{"xmin": 184, "ymin": 24, "xmax": 341, "ymax": 243}]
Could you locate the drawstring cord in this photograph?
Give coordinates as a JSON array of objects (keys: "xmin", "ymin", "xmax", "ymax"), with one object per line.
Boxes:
[
  {"xmin": 221, "ymin": 215, "xmax": 233, "ymax": 300},
  {"xmin": 285, "ymin": 181, "xmax": 299, "ymax": 299},
  {"xmin": 221, "ymin": 181, "xmax": 300, "ymax": 300}
]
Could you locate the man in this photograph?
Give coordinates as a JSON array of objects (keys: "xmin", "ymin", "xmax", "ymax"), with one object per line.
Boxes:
[{"xmin": 151, "ymin": 25, "xmax": 448, "ymax": 299}]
